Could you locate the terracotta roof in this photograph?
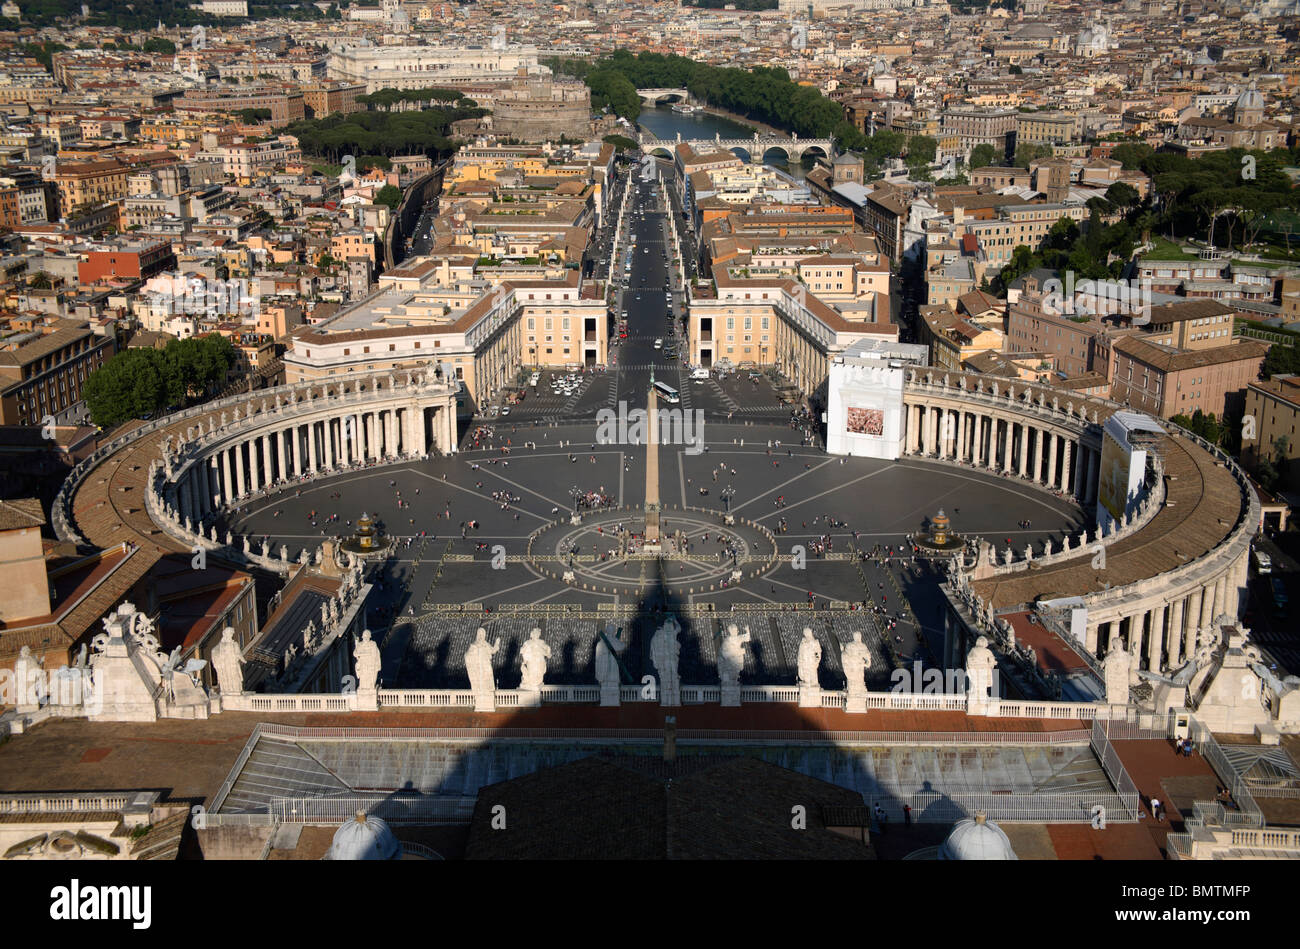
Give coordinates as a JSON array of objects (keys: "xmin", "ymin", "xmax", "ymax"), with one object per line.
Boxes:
[
  {"xmin": 1113, "ymin": 336, "xmax": 1268, "ymax": 372},
  {"xmin": 972, "ymin": 432, "xmax": 1245, "ymax": 608},
  {"xmin": 0, "ymin": 497, "xmax": 45, "ymax": 531}
]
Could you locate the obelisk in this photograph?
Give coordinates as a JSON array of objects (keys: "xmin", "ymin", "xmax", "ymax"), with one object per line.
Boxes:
[{"xmin": 644, "ymin": 384, "xmax": 661, "ymax": 546}]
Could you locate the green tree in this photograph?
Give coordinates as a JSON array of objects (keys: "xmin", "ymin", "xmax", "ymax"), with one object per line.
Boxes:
[
  {"xmin": 1105, "ymin": 181, "xmax": 1139, "ymax": 207},
  {"xmin": 1110, "ymin": 142, "xmax": 1154, "ymax": 171},
  {"xmin": 1013, "ymin": 142, "xmax": 1053, "ymax": 168},
  {"xmin": 968, "ymin": 143, "xmax": 998, "ymax": 169},
  {"xmin": 375, "ymin": 184, "xmax": 402, "ymax": 210},
  {"xmin": 906, "ymin": 135, "xmax": 937, "ymax": 165}
]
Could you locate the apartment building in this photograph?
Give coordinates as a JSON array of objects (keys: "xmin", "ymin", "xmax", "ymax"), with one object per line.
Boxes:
[
  {"xmin": 687, "ymin": 272, "xmax": 895, "ymax": 397},
  {"xmin": 52, "ymin": 159, "xmax": 130, "ymax": 216},
  {"xmin": 0, "ymin": 319, "xmax": 115, "ymax": 426},
  {"xmin": 941, "ymin": 106, "xmax": 1017, "ymax": 160},
  {"xmin": 968, "ymin": 203, "xmax": 1088, "ymax": 265},
  {"xmin": 284, "ymin": 271, "xmax": 608, "ymax": 405},
  {"xmin": 1109, "ymin": 336, "xmax": 1268, "ymax": 419},
  {"xmin": 1242, "ymin": 374, "xmax": 1300, "ymax": 490},
  {"xmin": 919, "ymin": 303, "xmax": 1004, "ymax": 371},
  {"xmin": 301, "ymin": 81, "xmax": 367, "ymax": 118}
]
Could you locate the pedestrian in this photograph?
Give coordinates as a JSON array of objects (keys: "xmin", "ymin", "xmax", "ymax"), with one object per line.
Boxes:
[
  {"xmin": 903, "ymin": 804, "xmax": 911, "ymax": 826},
  {"xmin": 874, "ymin": 804, "xmax": 887, "ymax": 834},
  {"xmin": 1150, "ymin": 797, "xmax": 1162, "ymax": 822}
]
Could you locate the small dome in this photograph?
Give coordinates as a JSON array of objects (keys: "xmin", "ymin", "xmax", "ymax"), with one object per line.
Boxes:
[
  {"xmin": 1236, "ymin": 87, "xmax": 1264, "ymax": 110},
  {"xmin": 939, "ymin": 812, "xmax": 1017, "ymax": 860},
  {"xmin": 325, "ymin": 811, "xmax": 401, "ymax": 861}
]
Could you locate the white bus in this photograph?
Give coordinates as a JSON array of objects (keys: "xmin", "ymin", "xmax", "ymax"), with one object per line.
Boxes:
[{"xmin": 653, "ymin": 380, "xmax": 680, "ymax": 404}]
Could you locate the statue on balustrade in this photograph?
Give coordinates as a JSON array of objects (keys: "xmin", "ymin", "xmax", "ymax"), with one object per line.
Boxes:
[
  {"xmin": 842, "ymin": 632, "xmax": 872, "ymax": 697},
  {"xmin": 519, "ymin": 628, "xmax": 551, "ymax": 692},
  {"xmin": 465, "ymin": 628, "xmax": 500, "ymax": 698},
  {"xmin": 651, "ymin": 615, "xmax": 682, "ymax": 706},
  {"xmin": 353, "ymin": 629, "xmax": 382, "ymax": 693},
  {"xmin": 1103, "ymin": 631, "xmax": 1132, "ymax": 706},
  {"xmin": 595, "ymin": 623, "xmax": 626, "ymax": 704},
  {"xmin": 797, "ymin": 628, "xmax": 822, "ymax": 690},
  {"xmin": 717, "ymin": 624, "xmax": 751, "ymax": 690},
  {"xmin": 212, "ymin": 627, "xmax": 246, "ymax": 697}
]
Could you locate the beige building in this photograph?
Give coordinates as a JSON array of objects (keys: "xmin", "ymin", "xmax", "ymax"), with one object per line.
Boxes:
[
  {"xmin": 1110, "ymin": 337, "xmax": 1269, "ymax": 419},
  {"xmin": 687, "ymin": 272, "xmax": 895, "ymax": 395},
  {"xmin": 0, "ymin": 498, "xmax": 49, "ymax": 625},
  {"xmin": 1242, "ymin": 374, "xmax": 1300, "ymax": 490},
  {"xmin": 285, "ymin": 271, "xmax": 608, "ymax": 406}
]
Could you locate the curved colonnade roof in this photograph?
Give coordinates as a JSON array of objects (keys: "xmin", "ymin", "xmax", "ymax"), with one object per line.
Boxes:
[{"xmin": 971, "ymin": 431, "xmax": 1245, "ymax": 609}]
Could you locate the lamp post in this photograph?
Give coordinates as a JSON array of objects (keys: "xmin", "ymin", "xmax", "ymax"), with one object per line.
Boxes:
[{"xmin": 721, "ymin": 486, "xmax": 735, "ymax": 513}]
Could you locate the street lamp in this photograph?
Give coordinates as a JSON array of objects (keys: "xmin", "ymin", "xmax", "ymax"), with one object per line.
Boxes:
[{"xmin": 721, "ymin": 486, "xmax": 735, "ymax": 513}]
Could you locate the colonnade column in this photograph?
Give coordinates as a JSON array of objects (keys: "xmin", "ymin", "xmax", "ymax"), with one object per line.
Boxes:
[
  {"xmin": 956, "ymin": 410, "xmax": 967, "ymax": 462},
  {"xmin": 1186, "ymin": 587, "xmax": 1203, "ymax": 657},
  {"xmin": 234, "ymin": 442, "xmax": 246, "ymax": 499},
  {"xmin": 1018, "ymin": 423, "xmax": 1029, "ymax": 477},
  {"xmin": 1047, "ymin": 434, "xmax": 1059, "ymax": 489},
  {"xmin": 1147, "ymin": 604, "xmax": 1165, "ymax": 671},
  {"xmin": 307, "ymin": 420, "xmax": 318, "ymax": 472},
  {"xmin": 277, "ymin": 429, "xmax": 286, "ymax": 481},
  {"xmin": 1169, "ymin": 598, "xmax": 1185, "ymax": 667},
  {"xmin": 1062, "ymin": 439, "xmax": 1074, "ymax": 497},
  {"xmin": 1002, "ymin": 418, "xmax": 1013, "ymax": 473}
]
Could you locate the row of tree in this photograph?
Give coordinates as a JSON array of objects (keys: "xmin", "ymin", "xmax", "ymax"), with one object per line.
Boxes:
[
  {"xmin": 283, "ymin": 102, "xmax": 485, "ymax": 162},
  {"xmin": 85, "ymin": 335, "xmax": 236, "ymax": 429},
  {"xmin": 546, "ymin": 51, "xmax": 871, "ymax": 152}
]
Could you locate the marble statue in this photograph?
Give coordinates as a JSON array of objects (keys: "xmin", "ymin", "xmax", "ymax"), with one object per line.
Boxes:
[
  {"xmin": 717, "ymin": 624, "xmax": 751, "ymax": 705},
  {"xmin": 519, "ymin": 628, "xmax": 551, "ymax": 692},
  {"xmin": 465, "ymin": 628, "xmax": 500, "ymax": 711},
  {"xmin": 797, "ymin": 628, "xmax": 822, "ymax": 706},
  {"xmin": 965, "ymin": 635, "xmax": 997, "ymax": 712},
  {"xmin": 1103, "ymin": 632, "xmax": 1132, "ymax": 706},
  {"xmin": 595, "ymin": 623, "xmax": 626, "ymax": 706},
  {"xmin": 13, "ymin": 645, "xmax": 42, "ymax": 711},
  {"xmin": 796, "ymin": 628, "xmax": 821, "ymax": 689},
  {"xmin": 211, "ymin": 627, "xmax": 246, "ymax": 697},
  {"xmin": 651, "ymin": 615, "xmax": 682, "ymax": 707},
  {"xmin": 353, "ymin": 629, "xmax": 381, "ymax": 695},
  {"xmin": 842, "ymin": 632, "xmax": 873, "ymax": 710}
]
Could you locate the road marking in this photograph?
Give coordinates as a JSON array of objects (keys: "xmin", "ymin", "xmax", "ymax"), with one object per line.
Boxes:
[{"xmin": 729, "ymin": 458, "xmax": 842, "ymax": 514}]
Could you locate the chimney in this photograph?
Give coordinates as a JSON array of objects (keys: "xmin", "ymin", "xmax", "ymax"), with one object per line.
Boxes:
[{"xmin": 663, "ymin": 715, "xmax": 676, "ymax": 764}]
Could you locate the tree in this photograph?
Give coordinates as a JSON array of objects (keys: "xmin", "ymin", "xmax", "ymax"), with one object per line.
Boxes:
[
  {"xmin": 602, "ymin": 134, "xmax": 638, "ymax": 151},
  {"xmin": 906, "ymin": 135, "xmax": 937, "ymax": 165},
  {"xmin": 1013, "ymin": 142, "xmax": 1053, "ymax": 168},
  {"xmin": 29, "ymin": 271, "xmax": 53, "ymax": 290},
  {"xmin": 375, "ymin": 184, "xmax": 402, "ymax": 211},
  {"xmin": 968, "ymin": 144, "xmax": 998, "ymax": 169},
  {"xmin": 1110, "ymin": 142, "xmax": 1154, "ymax": 171},
  {"xmin": 1105, "ymin": 181, "xmax": 1139, "ymax": 208},
  {"xmin": 84, "ymin": 334, "xmax": 234, "ymax": 428}
]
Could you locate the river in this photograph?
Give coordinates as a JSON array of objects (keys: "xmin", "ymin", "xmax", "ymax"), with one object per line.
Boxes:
[{"xmin": 635, "ymin": 104, "xmax": 812, "ymax": 181}]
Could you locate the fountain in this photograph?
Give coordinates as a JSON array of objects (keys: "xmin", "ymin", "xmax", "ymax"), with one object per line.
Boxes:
[
  {"xmin": 341, "ymin": 511, "xmax": 391, "ymax": 557},
  {"xmin": 915, "ymin": 508, "xmax": 964, "ymax": 551}
]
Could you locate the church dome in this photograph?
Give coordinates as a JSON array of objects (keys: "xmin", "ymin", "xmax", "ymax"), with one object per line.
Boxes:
[
  {"xmin": 324, "ymin": 811, "xmax": 401, "ymax": 860},
  {"xmin": 1236, "ymin": 87, "xmax": 1264, "ymax": 111},
  {"xmin": 939, "ymin": 812, "xmax": 1017, "ymax": 860}
]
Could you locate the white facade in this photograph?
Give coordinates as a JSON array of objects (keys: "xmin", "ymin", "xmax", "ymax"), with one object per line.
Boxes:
[
  {"xmin": 327, "ymin": 44, "xmax": 543, "ymax": 93},
  {"xmin": 825, "ymin": 340, "xmax": 928, "ymax": 459},
  {"xmin": 201, "ymin": 0, "xmax": 249, "ymax": 14}
]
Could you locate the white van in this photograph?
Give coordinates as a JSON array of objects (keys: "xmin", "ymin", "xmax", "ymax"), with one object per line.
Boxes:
[
  {"xmin": 690, "ymin": 367, "xmax": 710, "ymax": 380},
  {"xmin": 653, "ymin": 338, "xmax": 663, "ymax": 349},
  {"xmin": 1254, "ymin": 550, "xmax": 1273, "ymax": 574}
]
